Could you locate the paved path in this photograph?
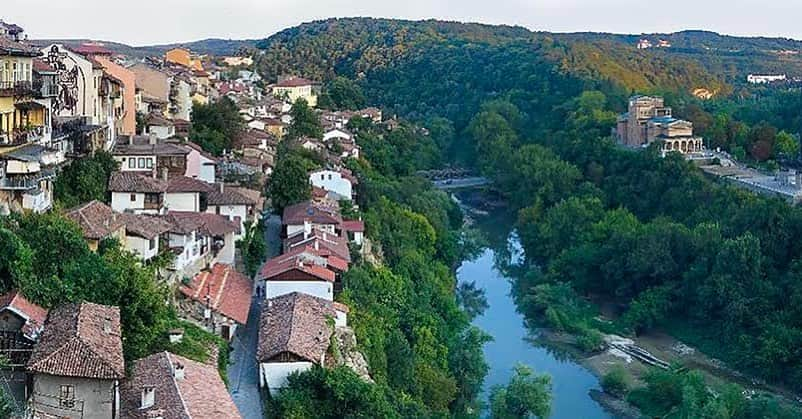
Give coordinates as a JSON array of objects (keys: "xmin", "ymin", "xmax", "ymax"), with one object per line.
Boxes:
[{"xmin": 227, "ymin": 214, "xmax": 282, "ymax": 418}]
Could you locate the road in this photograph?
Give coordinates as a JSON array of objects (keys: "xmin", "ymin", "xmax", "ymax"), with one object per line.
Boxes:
[{"xmin": 227, "ymin": 214, "xmax": 282, "ymax": 418}]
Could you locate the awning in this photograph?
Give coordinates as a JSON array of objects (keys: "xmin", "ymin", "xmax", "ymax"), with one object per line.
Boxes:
[{"xmin": 14, "ymin": 101, "xmax": 45, "ymax": 112}]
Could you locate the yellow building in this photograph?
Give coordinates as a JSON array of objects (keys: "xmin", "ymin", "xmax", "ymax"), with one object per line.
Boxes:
[
  {"xmin": 165, "ymin": 48, "xmax": 204, "ymax": 71},
  {"xmin": 272, "ymin": 76, "xmax": 317, "ymax": 108},
  {"xmin": 0, "ymin": 38, "xmax": 47, "ymax": 145}
]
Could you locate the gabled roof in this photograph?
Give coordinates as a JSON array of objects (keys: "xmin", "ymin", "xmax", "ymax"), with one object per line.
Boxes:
[
  {"xmin": 259, "ymin": 251, "xmax": 336, "ymax": 283},
  {"xmin": 28, "ymin": 302, "xmax": 124, "ymax": 380},
  {"xmin": 179, "ymin": 264, "xmax": 252, "ymax": 325},
  {"xmin": 207, "ymin": 185, "xmax": 258, "ymax": 206},
  {"xmin": 285, "ymin": 228, "xmax": 351, "ymax": 262},
  {"xmin": 108, "ymin": 171, "xmax": 167, "ymax": 193},
  {"xmin": 341, "ymin": 220, "xmax": 365, "ymax": 233},
  {"xmin": 0, "ymin": 37, "xmax": 40, "ymax": 57},
  {"xmin": 257, "ymin": 292, "xmax": 335, "ymax": 363},
  {"xmin": 282, "ymin": 201, "xmax": 342, "ymax": 227},
  {"xmin": 0, "ymin": 291, "xmax": 48, "ymax": 341},
  {"xmin": 65, "ymin": 200, "xmax": 125, "ymax": 240},
  {"xmin": 121, "ymin": 351, "xmax": 242, "ymax": 419},
  {"xmin": 112, "ymin": 136, "xmax": 191, "ymax": 157},
  {"xmin": 165, "ymin": 211, "xmax": 239, "ymax": 236},
  {"xmin": 118, "ymin": 213, "xmax": 173, "ymax": 240},
  {"xmin": 166, "ymin": 176, "xmax": 214, "ymax": 193}
]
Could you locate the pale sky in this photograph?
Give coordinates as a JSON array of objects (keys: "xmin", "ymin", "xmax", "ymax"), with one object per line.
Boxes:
[{"xmin": 5, "ymin": 0, "xmax": 802, "ymax": 46}]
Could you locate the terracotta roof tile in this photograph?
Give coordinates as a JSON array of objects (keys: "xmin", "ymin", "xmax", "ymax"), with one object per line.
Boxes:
[
  {"xmin": 259, "ymin": 250, "xmax": 336, "ymax": 283},
  {"xmin": 166, "ymin": 176, "xmax": 213, "ymax": 193},
  {"xmin": 282, "ymin": 201, "xmax": 342, "ymax": 227},
  {"xmin": 108, "ymin": 171, "xmax": 167, "ymax": 193},
  {"xmin": 285, "ymin": 228, "xmax": 351, "ymax": 262},
  {"xmin": 28, "ymin": 302, "xmax": 124, "ymax": 380},
  {"xmin": 165, "ymin": 211, "xmax": 239, "ymax": 236},
  {"xmin": 179, "ymin": 264, "xmax": 252, "ymax": 325},
  {"xmin": 207, "ymin": 185, "xmax": 257, "ymax": 206},
  {"xmin": 0, "ymin": 291, "xmax": 48, "ymax": 340},
  {"xmin": 274, "ymin": 77, "xmax": 314, "ymax": 88},
  {"xmin": 65, "ymin": 200, "xmax": 125, "ymax": 240},
  {"xmin": 118, "ymin": 213, "xmax": 173, "ymax": 239},
  {"xmin": 341, "ymin": 220, "xmax": 365, "ymax": 233},
  {"xmin": 121, "ymin": 351, "xmax": 241, "ymax": 419},
  {"xmin": 257, "ymin": 292, "xmax": 335, "ymax": 363}
]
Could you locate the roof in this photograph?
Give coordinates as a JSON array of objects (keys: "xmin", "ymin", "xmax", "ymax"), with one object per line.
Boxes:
[
  {"xmin": 341, "ymin": 220, "xmax": 365, "ymax": 233},
  {"xmin": 27, "ymin": 302, "xmax": 125, "ymax": 380},
  {"xmin": 118, "ymin": 213, "xmax": 173, "ymax": 239},
  {"xmin": 274, "ymin": 77, "xmax": 314, "ymax": 88},
  {"xmin": 285, "ymin": 228, "xmax": 351, "ymax": 263},
  {"xmin": 165, "ymin": 211, "xmax": 239, "ymax": 236},
  {"xmin": 257, "ymin": 292, "xmax": 335, "ymax": 363},
  {"xmin": 0, "ymin": 37, "xmax": 40, "ymax": 57},
  {"xmin": 108, "ymin": 171, "xmax": 168, "ymax": 193},
  {"xmin": 32, "ymin": 58, "xmax": 56, "ymax": 73},
  {"xmin": 207, "ymin": 185, "xmax": 258, "ymax": 206},
  {"xmin": 147, "ymin": 113, "xmax": 174, "ymax": 127},
  {"xmin": 179, "ymin": 264, "xmax": 252, "ymax": 325},
  {"xmin": 113, "ymin": 137, "xmax": 191, "ymax": 157},
  {"xmin": 0, "ymin": 291, "xmax": 48, "ymax": 341},
  {"xmin": 282, "ymin": 201, "xmax": 342, "ymax": 227},
  {"xmin": 65, "ymin": 200, "xmax": 125, "ymax": 240},
  {"xmin": 259, "ymin": 251, "xmax": 336, "ymax": 282},
  {"xmin": 121, "ymin": 351, "xmax": 242, "ymax": 419},
  {"xmin": 167, "ymin": 176, "xmax": 214, "ymax": 193},
  {"xmin": 183, "ymin": 141, "xmax": 216, "ymax": 162},
  {"xmin": 69, "ymin": 43, "xmax": 113, "ymax": 56}
]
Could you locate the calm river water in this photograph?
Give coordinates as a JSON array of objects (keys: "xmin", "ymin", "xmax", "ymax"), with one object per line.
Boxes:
[{"xmin": 457, "ymin": 227, "xmax": 613, "ymax": 418}]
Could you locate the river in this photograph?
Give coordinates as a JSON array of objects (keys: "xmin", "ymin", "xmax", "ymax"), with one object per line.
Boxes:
[{"xmin": 457, "ymin": 221, "xmax": 613, "ymax": 418}]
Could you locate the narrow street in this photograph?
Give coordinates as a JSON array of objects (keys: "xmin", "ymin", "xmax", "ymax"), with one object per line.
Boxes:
[{"xmin": 227, "ymin": 214, "xmax": 282, "ymax": 418}]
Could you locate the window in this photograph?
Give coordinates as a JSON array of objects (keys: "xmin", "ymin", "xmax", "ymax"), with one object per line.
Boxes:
[
  {"xmin": 59, "ymin": 385, "xmax": 75, "ymax": 408},
  {"xmin": 144, "ymin": 194, "xmax": 160, "ymax": 205},
  {"xmin": 320, "ymin": 174, "xmax": 325, "ymax": 180},
  {"xmin": 128, "ymin": 158, "xmax": 135, "ymax": 169},
  {"xmin": 146, "ymin": 158, "xmax": 154, "ymax": 169},
  {"xmin": 328, "ymin": 174, "xmax": 333, "ymax": 180},
  {"xmin": 149, "ymin": 238, "xmax": 156, "ymax": 250},
  {"xmin": 130, "ymin": 194, "xmax": 136, "ymax": 202},
  {"xmin": 138, "ymin": 158, "xmax": 146, "ymax": 168}
]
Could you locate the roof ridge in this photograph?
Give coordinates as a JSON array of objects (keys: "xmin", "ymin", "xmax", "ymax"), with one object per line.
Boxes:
[
  {"xmin": 165, "ymin": 352, "xmax": 193, "ymax": 419},
  {"xmin": 212, "ymin": 267, "xmax": 230, "ymax": 309}
]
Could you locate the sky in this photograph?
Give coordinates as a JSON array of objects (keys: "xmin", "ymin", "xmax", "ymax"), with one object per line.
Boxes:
[{"xmin": 5, "ymin": 0, "xmax": 802, "ymax": 46}]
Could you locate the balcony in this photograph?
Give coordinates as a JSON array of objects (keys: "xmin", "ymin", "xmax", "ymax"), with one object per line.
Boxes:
[
  {"xmin": 0, "ymin": 169, "xmax": 55, "ymax": 191},
  {"xmin": 22, "ymin": 188, "xmax": 52, "ymax": 213},
  {"xmin": 0, "ymin": 81, "xmax": 36, "ymax": 98},
  {"xmin": 33, "ymin": 78, "xmax": 58, "ymax": 98}
]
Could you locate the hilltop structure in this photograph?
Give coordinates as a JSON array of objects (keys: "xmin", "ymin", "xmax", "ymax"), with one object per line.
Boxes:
[{"xmin": 615, "ymin": 95, "xmax": 704, "ymax": 155}]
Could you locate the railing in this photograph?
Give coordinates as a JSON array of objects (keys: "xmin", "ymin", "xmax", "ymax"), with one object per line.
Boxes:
[
  {"xmin": 0, "ymin": 169, "xmax": 56, "ymax": 191},
  {"xmin": 11, "ymin": 126, "xmax": 44, "ymax": 144},
  {"xmin": 33, "ymin": 79, "xmax": 58, "ymax": 98},
  {"xmin": 0, "ymin": 81, "xmax": 36, "ymax": 98}
]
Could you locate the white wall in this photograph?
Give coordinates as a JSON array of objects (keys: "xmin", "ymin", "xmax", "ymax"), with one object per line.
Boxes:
[
  {"xmin": 124, "ymin": 235, "xmax": 159, "ymax": 261},
  {"xmin": 323, "ymin": 129, "xmax": 351, "ymax": 142},
  {"xmin": 148, "ymin": 125, "xmax": 175, "ymax": 140},
  {"xmin": 309, "ymin": 170, "xmax": 352, "ymax": 200},
  {"xmin": 115, "ymin": 154, "xmax": 156, "ymax": 172},
  {"xmin": 286, "ymin": 223, "xmax": 336, "ymax": 238},
  {"xmin": 199, "ymin": 156, "xmax": 216, "ymax": 184},
  {"xmin": 112, "ymin": 192, "xmax": 145, "ymax": 213},
  {"xmin": 265, "ymin": 280, "xmax": 333, "ymax": 301},
  {"xmin": 213, "ymin": 232, "xmax": 236, "ymax": 265},
  {"xmin": 170, "ymin": 231, "xmax": 206, "ymax": 271},
  {"xmin": 164, "ymin": 192, "xmax": 200, "ymax": 212},
  {"xmin": 260, "ymin": 361, "xmax": 314, "ymax": 393}
]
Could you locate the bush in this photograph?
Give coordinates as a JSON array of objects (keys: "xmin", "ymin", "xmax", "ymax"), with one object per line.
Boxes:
[{"xmin": 601, "ymin": 367, "xmax": 629, "ymax": 397}]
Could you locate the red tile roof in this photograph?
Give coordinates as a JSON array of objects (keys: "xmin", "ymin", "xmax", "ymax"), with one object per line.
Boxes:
[
  {"xmin": 274, "ymin": 77, "xmax": 314, "ymax": 88},
  {"xmin": 257, "ymin": 292, "xmax": 335, "ymax": 363},
  {"xmin": 285, "ymin": 228, "xmax": 351, "ymax": 262},
  {"xmin": 70, "ymin": 43, "xmax": 113, "ymax": 56},
  {"xmin": 0, "ymin": 291, "xmax": 48, "ymax": 340},
  {"xmin": 166, "ymin": 176, "xmax": 213, "ymax": 193},
  {"xmin": 179, "ymin": 264, "xmax": 252, "ymax": 325},
  {"xmin": 28, "ymin": 302, "xmax": 125, "ymax": 380},
  {"xmin": 259, "ymin": 252, "xmax": 336, "ymax": 283},
  {"xmin": 108, "ymin": 171, "xmax": 168, "ymax": 193},
  {"xmin": 165, "ymin": 211, "xmax": 239, "ymax": 237},
  {"xmin": 341, "ymin": 220, "xmax": 365, "ymax": 233},
  {"xmin": 121, "ymin": 351, "xmax": 242, "ymax": 419},
  {"xmin": 65, "ymin": 200, "xmax": 125, "ymax": 240},
  {"xmin": 282, "ymin": 201, "xmax": 342, "ymax": 227}
]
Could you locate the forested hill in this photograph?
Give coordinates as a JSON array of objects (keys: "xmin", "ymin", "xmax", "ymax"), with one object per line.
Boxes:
[
  {"xmin": 253, "ymin": 18, "xmax": 730, "ymax": 131},
  {"xmin": 33, "ymin": 38, "xmax": 257, "ymax": 57}
]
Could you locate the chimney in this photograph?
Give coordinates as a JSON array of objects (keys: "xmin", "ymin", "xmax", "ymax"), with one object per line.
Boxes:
[
  {"xmin": 219, "ymin": 183, "xmax": 224, "ymax": 193},
  {"xmin": 141, "ymin": 386, "xmax": 155, "ymax": 409},
  {"xmin": 173, "ymin": 362, "xmax": 185, "ymax": 380},
  {"xmin": 314, "ymin": 240, "xmax": 319, "ymax": 251},
  {"xmin": 148, "ymin": 132, "xmax": 158, "ymax": 145},
  {"xmin": 161, "ymin": 167, "xmax": 169, "ymax": 182},
  {"xmin": 303, "ymin": 221, "xmax": 311, "ymax": 239},
  {"xmin": 102, "ymin": 317, "xmax": 112, "ymax": 334}
]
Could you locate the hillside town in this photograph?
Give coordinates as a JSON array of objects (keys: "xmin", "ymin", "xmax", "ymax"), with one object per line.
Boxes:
[{"xmin": 0, "ymin": 19, "xmax": 386, "ymax": 418}]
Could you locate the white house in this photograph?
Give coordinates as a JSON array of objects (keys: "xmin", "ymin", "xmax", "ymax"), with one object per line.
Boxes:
[
  {"xmin": 259, "ymin": 252, "xmax": 336, "ymax": 301},
  {"xmin": 282, "ymin": 201, "xmax": 342, "ymax": 238},
  {"xmin": 322, "ymin": 128, "xmax": 353, "ymax": 143},
  {"xmin": 183, "ymin": 142, "xmax": 216, "ymax": 184},
  {"xmin": 108, "ymin": 171, "xmax": 167, "ymax": 215},
  {"xmin": 165, "ymin": 211, "xmax": 238, "ymax": 272},
  {"xmin": 118, "ymin": 213, "xmax": 171, "ymax": 261},
  {"xmin": 146, "ymin": 113, "xmax": 176, "ymax": 140},
  {"xmin": 164, "ymin": 176, "xmax": 213, "ymax": 212},
  {"xmin": 257, "ymin": 292, "xmax": 348, "ymax": 393},
  {"xmin": 206, "ymin": 184, "xmax": 259, "ymax": 239},
  {"xmin": 309, "ymin": 169, "xmax": 353, "ymax": 201}
]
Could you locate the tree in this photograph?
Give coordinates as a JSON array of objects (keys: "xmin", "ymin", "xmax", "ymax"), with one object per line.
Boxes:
[
  {"xmin": 267, "ymin": 154, "xmax": 314, "ymax": 213},
  {"xmin": 490, "ymin": 364, "xmax": 552, "ymax": 419},
  {"xmin": 318, "ymin": 76, "xmax": 367, "ymax": 110},
  {"xmin": 54, "ymin": 151, "xmax": 119, "ymax": 208},
  {"xmin": 774, "ymin": 131, "xmax": 799, "ymax": 159},
  {"xmin": 601, "ymin": 367, "xmax": 630, "ymax": 397},
  {"xmin": 287, "ymin": 98, "xmax": 323, "ymax": 140},
  {"xmin": 190, "ymin": 97, "xmax": 244, "ymax": 155}
]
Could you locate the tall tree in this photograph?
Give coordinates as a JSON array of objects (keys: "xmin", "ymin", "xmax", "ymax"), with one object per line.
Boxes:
[
  {"xmin": 490, "ymin": 364, "xmax": 552, "ymax": 419},
  {"xmin": 287, "ymin": 98, "xmax": 323, "ymax": 140},
  {"xmin": 267, "ymin": 154, "xmax": 314, "ymax": 213}
]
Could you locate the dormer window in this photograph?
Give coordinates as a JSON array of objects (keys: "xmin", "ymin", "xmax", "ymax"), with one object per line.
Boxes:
[
  {"xmin": 102, "ymin": 317, "xmax": 112, "ymax": 334},
  {"xmin": 141, "ymin": 386, "xmax": 155, "ymax": 409}
]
